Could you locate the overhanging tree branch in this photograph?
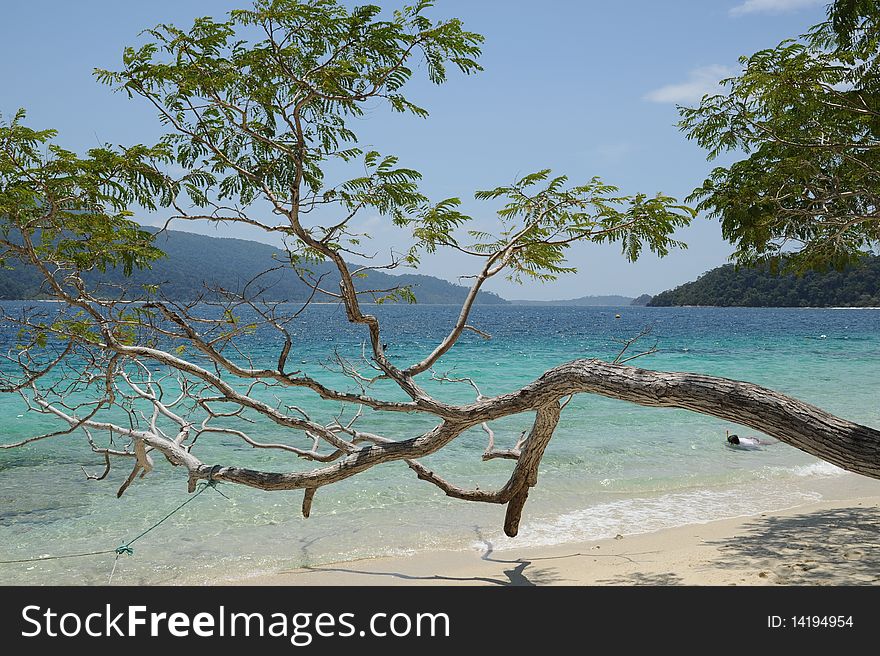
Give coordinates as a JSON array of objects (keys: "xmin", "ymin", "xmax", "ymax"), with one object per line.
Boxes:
[{"xmin": 1, "ymin": 0, "xmax": 877, "ymax": 541}]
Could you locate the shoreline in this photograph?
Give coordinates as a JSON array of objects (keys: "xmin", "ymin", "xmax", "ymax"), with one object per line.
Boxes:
[{"xmin": 230, "ymin": 489, "xmax": 880, "ymax": 586}]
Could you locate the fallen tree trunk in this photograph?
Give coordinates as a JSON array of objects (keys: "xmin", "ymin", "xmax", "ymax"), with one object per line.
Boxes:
[
  {"xmin": 472, "ymin": 358, "xmax": 880, "ymax": 480},
  {"xmin": 19, "ymin": 355, "xmax": 880, "ymax": 539},
  {"xmin": 185, "ymin": 359, "xmax": 880, "ymax": 516}
]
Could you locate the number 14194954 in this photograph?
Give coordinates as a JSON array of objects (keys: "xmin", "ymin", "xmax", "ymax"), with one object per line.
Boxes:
[{"xmin": 768, "ymin": 616, "xmax": 854, "ymax": 629}]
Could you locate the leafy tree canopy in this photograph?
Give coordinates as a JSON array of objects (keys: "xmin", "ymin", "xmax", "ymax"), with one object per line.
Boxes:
[
  {"xmin": 88, "ymin": 0, "xmax": 691, "ymax": 283},
  {"xmin": 0, "ymin": 0, "xmax": 699, "ymax": 538},
  {"xmin": 681, "ymin": 0, "xmax": 880, "ymax": 272},
  {"xmin": 0, "ymin": 111, "xmax": 168, "ymax": 276}
]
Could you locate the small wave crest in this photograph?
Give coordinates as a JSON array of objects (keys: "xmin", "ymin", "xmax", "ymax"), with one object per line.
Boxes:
[
  {"xmin": 475, "ymin": 486, "xmax": 822, "ymax": 550},
  {"xmin": 785, "ymin": 461, "xmax": 846, "ymax": 478},
  {"xmin": 758, "ymin": 461, "xmax": 847, "ymax": 480}
]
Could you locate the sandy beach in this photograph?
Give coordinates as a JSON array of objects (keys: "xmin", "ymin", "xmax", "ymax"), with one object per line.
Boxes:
[{"xmin": 236, "ymin": 476, "xmax": 880, "ymax": 586}]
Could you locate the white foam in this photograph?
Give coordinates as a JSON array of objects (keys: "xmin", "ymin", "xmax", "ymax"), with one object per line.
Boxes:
[
  {"xmin": 475, "ymin": 486, "xmax": 822, "ymax": 550},
  {"xmin": 785, "ymin": 461, "xmax": 846, "ymax": 478},
  {"xmin": 754, "ymin": 460, "xmax": 847, "ymax": 480}
]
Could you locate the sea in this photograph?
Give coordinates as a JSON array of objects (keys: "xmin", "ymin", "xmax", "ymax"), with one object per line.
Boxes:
[{"xmin": 1, "ymin": 302, "xmax": 879, "ymax": 584}]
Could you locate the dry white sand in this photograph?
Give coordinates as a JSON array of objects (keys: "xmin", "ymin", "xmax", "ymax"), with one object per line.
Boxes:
[{"xmin": 233, "ymin": 476, "xmax": 880, "ymax": 586}]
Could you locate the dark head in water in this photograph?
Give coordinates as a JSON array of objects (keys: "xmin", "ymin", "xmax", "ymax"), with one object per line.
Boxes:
[{"xmin": 727, "ymin": 434, "xmax": 740, "ymax": 445}]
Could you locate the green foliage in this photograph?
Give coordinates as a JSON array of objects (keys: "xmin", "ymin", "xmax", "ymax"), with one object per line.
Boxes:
[
  {"xmin": 94, "ymin": 0, "xmax": 689, "ymax": 281},
  {"xmin": 14, "ymin": 315, "xmax": 105, "ymax": 347},
  {"xmin": 95, "ymin": 0, "xmax": 482, "ymax": 210},
  {"xmin": 334, "ymin": 151, "xmax": 427, "ymax": 229},
  {"xmin": 404, "ymin": 196, "xmax": 471, "ymax": 261},
  {"xmin": 4, "ymin": 1, "xmax": 693, "ymax": 306},
  {"xmin": 465, "ymin": 170, "xmax": 693, "ymax": 283},
  {"xmin": 648, "ymin": 255, "xmax": 880, "ymax": 307},
  {"xmin": 372, "ymin": 284, "xmax": 416, "ymax": 304},
  {"xmin": 0, "ymin": 110, "xmax": 168, "ymax": 276},
  {"xmin": 681, "ymin": 1, "xmax": 880, "ymax": 273},
  {"xmin": 829, "ymin": 0, "xmax": 880, "ymax": 87}
]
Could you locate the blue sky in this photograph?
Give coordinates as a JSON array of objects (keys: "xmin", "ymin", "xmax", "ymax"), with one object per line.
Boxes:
[{"xmin": 0, "ymin": 0, "xmax": 828, "ymax": 299}]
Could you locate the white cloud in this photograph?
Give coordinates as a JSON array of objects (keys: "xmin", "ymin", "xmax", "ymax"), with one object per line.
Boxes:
[
  {"xmin": 643, "ymin": 65, "xmax": 733, "ymax": 105},
  {"xmin": 729, "ymin": 0, "xmax": 823, "ymax": 17}
]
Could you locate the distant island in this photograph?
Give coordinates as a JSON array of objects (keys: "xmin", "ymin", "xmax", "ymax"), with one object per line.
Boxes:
[
  {"xmin": 0, "ymin": 228, "xmax": 507, "ymax": 305},
  {"xmin": 11, "ymin": 227, "xmax": 878, "ymax": 309},
  {"xmin": 511, "ymin": 294, "xmax": 633, "ymax": 306},
  {"xmin": 647, "ymin": 256, "xmax": 880, "ymax": 307}
]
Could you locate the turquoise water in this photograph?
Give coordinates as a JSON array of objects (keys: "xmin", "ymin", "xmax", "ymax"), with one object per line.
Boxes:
[{"xmin": 1, "ymin": 303, "xmax": 879, "ymax": 584}]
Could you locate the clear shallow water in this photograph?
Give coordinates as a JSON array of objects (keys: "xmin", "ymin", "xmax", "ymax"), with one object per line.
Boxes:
[{"xmin": 1, "ymin": 303, "xmax": 879, "ymax": 584}]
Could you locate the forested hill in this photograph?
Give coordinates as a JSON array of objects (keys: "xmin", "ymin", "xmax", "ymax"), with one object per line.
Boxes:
[
  {"xmin": 648, "ymin": 257, "xmax": 880, "ymax": 307},
  {"xmin": 0, "ymin": 228, "xmax": 507, "ymax": 305}
]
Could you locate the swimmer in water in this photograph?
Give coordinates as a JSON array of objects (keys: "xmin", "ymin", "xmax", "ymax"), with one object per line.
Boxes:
[{"xmin": 726, "ymin": 429, "xmax": 776, "ymax": 449}]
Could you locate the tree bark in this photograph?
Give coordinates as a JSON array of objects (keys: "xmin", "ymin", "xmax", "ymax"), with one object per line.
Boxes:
[
  {"xmin": 502, "ymin": 403, "xmax": 561, "ymax": 537},
  {"xmin": 471, "ymin": 359, "xmax": 880, "ymax": 479},
  {"xmin": 187, "ymin": 359, "xmax": 880, "ymax": 496},
  {"xmin": 42, "ymin": 353, "xmax": 878, "ymax": 541}
]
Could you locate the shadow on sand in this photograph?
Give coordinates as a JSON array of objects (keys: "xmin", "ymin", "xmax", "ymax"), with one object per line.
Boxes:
[
  {"xmin": 296, "ymin": 541, "xmax": 560, "ymax": 586},
  {"xmin": 597, "ymin": 505, "xmax": 880, "ymax": 585},
  {"xmin": 287, "ymin": 527, "xmax": 649, "ymax": 586},
  {"xmin": 707, "ymin": 505, "xmax": 880, "ymax": 585},
  {"xmin": 596, "ymin": 571, "xmax": 686, "ymax": 585},
  {"xmin": 279, "ymin": 505, "xmax": 880, "ymax": 585}
]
